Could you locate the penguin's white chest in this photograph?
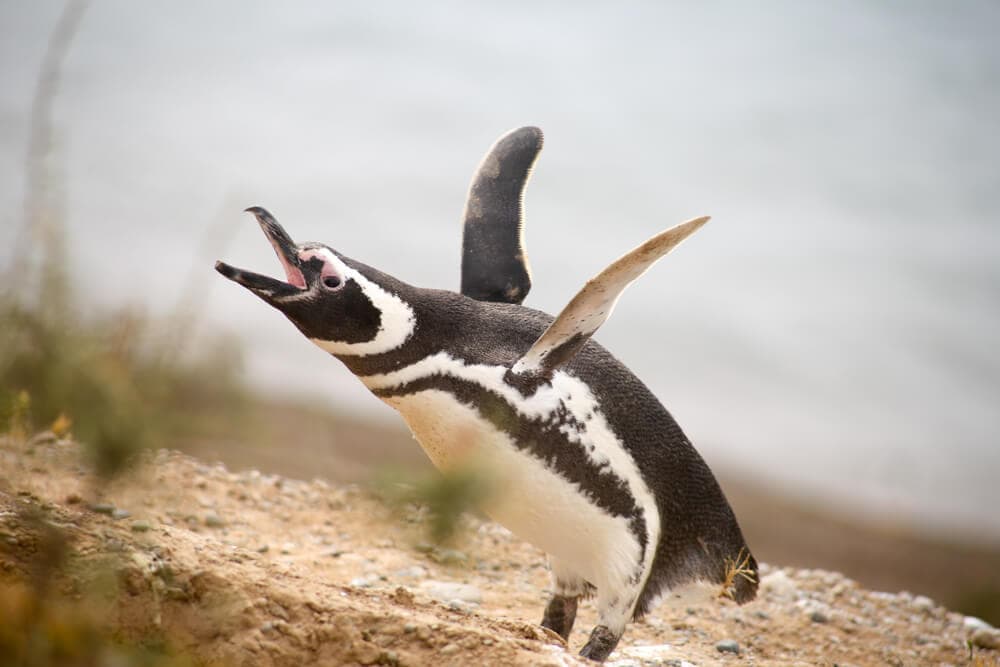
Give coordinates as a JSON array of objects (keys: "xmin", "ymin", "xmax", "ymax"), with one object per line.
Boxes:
[{"xmin": 382, "ymin": 388, "xmax": 642, "ymax": 590}]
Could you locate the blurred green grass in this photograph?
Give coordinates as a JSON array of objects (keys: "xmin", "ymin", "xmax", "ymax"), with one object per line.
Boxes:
[{"xmin": 0, "ymin": 296, "xmax": 248, "ymax": 479}]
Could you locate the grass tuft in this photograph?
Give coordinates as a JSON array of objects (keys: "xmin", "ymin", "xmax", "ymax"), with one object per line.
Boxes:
[{"xmin": 719, "ymin": 548, "xmax": 757, "ymax": 599}]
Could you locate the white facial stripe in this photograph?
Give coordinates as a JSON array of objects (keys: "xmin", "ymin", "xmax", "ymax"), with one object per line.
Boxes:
[
  {"xmin": 361, "ymin": 352, "xmax": 660, "ymax": 591},
  {"xmin": 305, "ymin": 248, "xmax": 416, "ymax": 356}
]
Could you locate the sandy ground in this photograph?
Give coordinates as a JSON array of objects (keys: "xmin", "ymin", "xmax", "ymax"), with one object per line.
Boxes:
[
  {"xmin": 180, "ymin": 400, "xmax": 1000, "ymax": 619},
  {"xmin": 2, "ymin": 434, "xmax": 999, "ymax": 666}
]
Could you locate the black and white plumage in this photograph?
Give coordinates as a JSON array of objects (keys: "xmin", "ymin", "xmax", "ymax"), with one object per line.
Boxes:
[{"xmin": 215, "ymin": 127, "xmax": 757, "ymax": 662}]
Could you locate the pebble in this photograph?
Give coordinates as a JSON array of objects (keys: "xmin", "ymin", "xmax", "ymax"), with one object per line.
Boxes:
[
  {"xmin": 90, "ymin": 503, "xmax": 115, "ymax": 515},
  {"xmin": 204, "ymin": 513, "xmax": 225, "ymax": 528},
  {"xmin": 112, "ymin": 508, "xmax": 131, "ymax": 520},
  {"xmin": 971, "ymin": 628, "xmax": 1000, "ymax": 650},
  {"xmin": 419, "ymin": 580, "xmax": 482, "ymax": 604},
  {"xmin": 760, "ymin": 571, "xmax": 797, "ymax": 600},
  {"xmin": 431, "ymin": 548, "xmax": 468, "ymax": 565},
  {"xmin": 619, "ymin": 644, "xmax": 676, "ymax": 661},
  {"xmin": 394, "ymin": 565, "xmax": 427, "ymax": 579},
  {"xmin": 402, "ymin": 623, "xmax": 418, "ymax": 633},
  {"xmin": 912, "ymin": 595, "xmax": 934, "ymax": 613},
  {"xmin": 440, "ymin": 643, "xmax": 460, "ymax": 655},
  {"xmin": 810, "ymin": 609, "xmax": 830, "ymax": 624},
  {"xmin": 256, "ymin": 544, "xmax": 269, "ymax": 553},
  {"xmin": 130, "ymin": 520, "xmax": 152, "ymax": 532},
  {"xmin": 350, "ymin": 577, "xmax": 373, "ymax": 589},
  {"xmin": 715, "ymin": 639, "xmax": 740, "ymax": 655},
  {"xmin": 965, "ymin": 616, "xmax": 992, "ymax": 633}
]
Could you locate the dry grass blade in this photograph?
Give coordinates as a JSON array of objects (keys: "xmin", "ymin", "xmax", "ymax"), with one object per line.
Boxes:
[{"xmin": 719, "ymin": 548, "xmax": 757, "ymax": 599}]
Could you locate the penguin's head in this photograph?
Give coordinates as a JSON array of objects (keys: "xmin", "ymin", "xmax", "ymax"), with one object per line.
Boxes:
[{"xmin": 215, "ymin": 207, "xmax": 415, "ymax": 356}]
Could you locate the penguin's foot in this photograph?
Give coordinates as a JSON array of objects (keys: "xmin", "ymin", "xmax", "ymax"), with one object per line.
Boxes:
[
  {"xmin": 579, "ymin": 624, "xmax": 620, "ymax": 663},
  {"xmin": 540, "ymin": 593, "xmax": 578, "ymax": 641}
]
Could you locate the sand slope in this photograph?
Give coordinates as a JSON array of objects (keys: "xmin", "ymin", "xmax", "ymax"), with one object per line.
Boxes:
[{"xmin": 1, "ymin": 436, "xmax": 997, "ymax": 666}]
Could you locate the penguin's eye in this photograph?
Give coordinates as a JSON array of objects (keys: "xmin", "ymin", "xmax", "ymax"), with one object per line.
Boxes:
[{"xmin": 322, "ymin": 275, "xmax": 343, "ymax": 290}]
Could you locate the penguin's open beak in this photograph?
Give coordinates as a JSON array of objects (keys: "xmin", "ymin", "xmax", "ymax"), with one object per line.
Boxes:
[{"xmin": 215, "ymin": 207, "xmax": 308, "ymax": 298}]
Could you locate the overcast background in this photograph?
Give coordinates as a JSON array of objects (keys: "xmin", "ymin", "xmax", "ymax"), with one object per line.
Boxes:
[{"xmin": 2, "ymin": 1, "xmax": 998, "ymax": 543}]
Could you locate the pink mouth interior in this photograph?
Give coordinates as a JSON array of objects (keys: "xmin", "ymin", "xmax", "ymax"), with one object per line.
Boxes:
[{"xmin": 267, "ymin": 238, "xmax": 306, "ymax": 288}]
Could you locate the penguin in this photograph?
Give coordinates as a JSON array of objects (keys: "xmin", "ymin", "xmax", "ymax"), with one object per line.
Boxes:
[{"xmin": 215, "ymin": 127, "xmax": 758, "ymax": 663}]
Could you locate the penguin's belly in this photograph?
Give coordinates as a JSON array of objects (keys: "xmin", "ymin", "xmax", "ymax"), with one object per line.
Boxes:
[{"xmin": 383, "ymin": 388, "xmax": 642, "ymax": 588}]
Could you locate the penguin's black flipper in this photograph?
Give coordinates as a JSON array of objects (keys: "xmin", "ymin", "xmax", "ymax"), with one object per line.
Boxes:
[
  {"xmin": 461, "ymin": 126, "xmax": 543, "ymax": 305},
  {"xmin": 512, "ymin": 216, "xmax": 710, "ymax": 376}
]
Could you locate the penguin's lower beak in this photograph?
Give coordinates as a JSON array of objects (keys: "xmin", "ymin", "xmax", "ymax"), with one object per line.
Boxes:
[{"xmin": 215, "ymin": 207, "xmax": 307, "ymax": 298}]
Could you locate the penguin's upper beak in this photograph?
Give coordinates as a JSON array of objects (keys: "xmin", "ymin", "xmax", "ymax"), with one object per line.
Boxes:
[{"xmin": 215, "ymin": 207, "xmax": 308, "ymax": 298}]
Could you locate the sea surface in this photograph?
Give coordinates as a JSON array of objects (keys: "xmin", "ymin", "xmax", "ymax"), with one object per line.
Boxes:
[{"xmin": 1, "ymin": 1, "xmax": 998, "ymax": 542}]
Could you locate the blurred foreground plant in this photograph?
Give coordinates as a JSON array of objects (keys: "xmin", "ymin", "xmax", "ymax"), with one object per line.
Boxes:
[
  {"xmin": 0, "ymin": 296, "xmax": 247, "ymax": 479},
  {"xmin": 0, "ymin": 2, "xmax": 246, "ymax": 663},
  {"xmin": 0, "ymin": 502, "xmax": 193, "ymax": 667},
  {"xmin": 373, "ymin": 461, "xmax": 497, "ymax": 546}
]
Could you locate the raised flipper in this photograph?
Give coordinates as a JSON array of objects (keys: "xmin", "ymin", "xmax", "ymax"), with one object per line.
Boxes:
[
  {"xmin": 461, "ymin": 126, "xmax": 544, "ymax": 305},
  {"xmin": 511, "ymin": 216, "xmax": 710, "ymax": 376}
]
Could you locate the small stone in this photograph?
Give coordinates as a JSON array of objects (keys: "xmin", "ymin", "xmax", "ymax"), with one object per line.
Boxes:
[
  {"xmin": 256, "ymin": 544, "xmax": 269, "ymax": 553},
  {"xmin": 268, "ymin": 602, "xmax": 290, "ymax": 621},
  {"xmin": 810, "ymin": 609, "xmax": 830, "ymax": 623},
  {"xmin": 65, "ymin": 493, "xmax": 82, "ymax": 504},
  {"xmin": 419, "ymin": 580, "xmax": 482, "ymax": 604},
  {"xmin": 395, "ymin": 565, "xmax": 427, "ymax": 579},
  {"xmin": 350, "ymin": 577, "xmax": 373, "ymax": 589},
  {"xmin": 760, "ymin": 570, "xmax": 797, "ymax": 600},
  {"xmin": 621, "ymin": 645, "xmax": 674, "ymax": 661},
  {"xmin": 965, "ymin": 616, "xmax": 992, "ymax": 632},
  {"xmin": 715, "ymin": 639, "xmax": 740, "ymax": 655},
  {"xmin": 432, "ymin": 548, "xmax": 467, "ymax": 564},
  {"xmin": 448, "ymin": 599, "xmax": 473, "ymax": 612},
  {"xmin": 280, "ymin": 542, "xmax": 296, "ymax": 554},
  {"xmin": 111, "ymin": 508, "xmax": 131, "ymax": 520},
  {"xmin": 440, "ymin": 643, "xmax": 460, "ymax": 655},
  {"xmin": 403, "ymin": 623, "xmax": 418, "ymax": 633},
  {"xmin": 90, "ymin": 503, "xmax": 115, "ymax": 515},
  {"xmin": 971, "ymin": 627, "xmax": 1000, "ymax": 650},
  {"xmin": 204, "ymin": 513, "xmax": 225, "ymax": 528},
  {"xmin": 130, "ymin": 520, "xmax": 152, "ymax": 532},
  {"xmin": 912, "ymin": 595, "xmax": 934, "ymax": 613}
]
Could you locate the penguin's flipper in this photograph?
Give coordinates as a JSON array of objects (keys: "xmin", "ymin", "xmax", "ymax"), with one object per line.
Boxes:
[
  {"xmin": 461, "ymin": 126, "xmax": 544, "ymax": 305},
  {"xmin": 512, "ymin": 216, "xmax": 710, "ymax": 376}
]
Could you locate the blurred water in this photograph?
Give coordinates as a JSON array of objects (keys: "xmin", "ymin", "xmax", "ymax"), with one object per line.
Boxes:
[{"xmin": 1, "ymin": 1, "xmax": 998, "ymax": 542}]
